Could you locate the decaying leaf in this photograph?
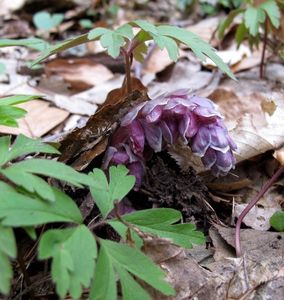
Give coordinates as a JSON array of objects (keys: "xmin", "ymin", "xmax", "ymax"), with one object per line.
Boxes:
[{"xmin": 59, "ymin": 78, "xmax": 148, "ymax": 170}]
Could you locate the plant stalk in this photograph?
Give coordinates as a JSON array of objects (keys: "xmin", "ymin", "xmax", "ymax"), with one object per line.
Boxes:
[
  {"xmin": 123, "ymin": 50, "xmax": 132, "ymax": 94},
  {"xmin": 235, "ymin": 164, "xmax": 284, "ymax": 257},
  {"xmin": 260, "ymin": 18, "xmax": 268, "ymax": 79}
]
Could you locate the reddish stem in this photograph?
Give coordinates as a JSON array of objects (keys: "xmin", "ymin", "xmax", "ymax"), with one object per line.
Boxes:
[
  {"xmin": 260, "ymin": 18, "xmax": 268, "ymax": 79},
  {"xmin": 235, "ymin": 164, "xmax": 284, "ymax": 257}
]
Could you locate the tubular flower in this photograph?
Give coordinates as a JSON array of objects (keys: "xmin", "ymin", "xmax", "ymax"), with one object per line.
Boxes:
[{"xmin": 103, "ymin": 89, "xmax": 237, "ymax": 186}]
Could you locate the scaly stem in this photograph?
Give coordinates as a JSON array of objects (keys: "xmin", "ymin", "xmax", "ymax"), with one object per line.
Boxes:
[
  {"xmin": 235, "ymin": 164, "xmax": 284, "ymax": 257},
  {"xmin": 260, "ymin": 18, "xmax": 268, "ymax": 79}
]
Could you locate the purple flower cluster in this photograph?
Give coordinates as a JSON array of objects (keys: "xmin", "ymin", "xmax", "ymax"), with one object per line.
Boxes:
[{"xmin": 103, "ymin": 89, "xmax": 237, "ymax": 187}]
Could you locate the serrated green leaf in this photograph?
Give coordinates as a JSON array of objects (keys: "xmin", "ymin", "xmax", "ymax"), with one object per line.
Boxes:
[
  {"xmin": 270, "ymin": 211, "xmax": 284, "ymax": 231},
  {"xmin": 90, "ymin": 165, "xmax": 135, "ymax": 218},
  {"xmin": 0, "ymin": 224, "xmax": 16, "ymax": 295},
  {"xmin": 39, "ymin": 225, "xmax": 97, "ymax": 299},
  {"xmin": 100, "ymin": 31, "xmax": 125, "ymax": 58},
  {"xmin": 260, "ymin": 0, "xmax": 281, "ymax": 28},
  {"xmin": 5, "ymin": 134, "xmax": 59, "ymax": 163},
  {"xmin": 0, "ymin": 38, "xmax": 49, "ymax": 51},
  {"xmin": 87, "ymin": 27, "xmax": 110, "ymax": 40},
  {"xmin": 0, "ymin": 182, "xmax": 82, "ymax": 226},
  {"xmin": 115, "ymin": 266, "xmax": 151, "ymax": 300},
  {"xmin": 157, "ymin": 25, "xmax": 236, "ymax": 79},
  {"xmin": 154, "ymin": 35, "xmax": 179, "ymax": 61},
  {"xmin": 89, "ymin": 246, "xmax": 117, "ymax": 300},
  {"xmin": 120, "ymin": 208, "xmax": 182, "ymax": 226},
  {"xmin": 235, "ymin": 23, "xmax": 247, "ymax": 47},
  {"xmin": 133, "ymin": 20, "xmax": 158, "ymax": 35},
  {"xmin": 244, "ymin": 6, "xmax": 265, "ymax": 36},
  {"xmin": 1, "ymin": 158, "xmax": 93, "ymax": 201},
  {"xmin": 101, "ymin": 240, "xmax": 175, "ymax": 296},
  {"xmin": 218, "ymin": 8, "xmax": 244, "ymax": 39},
  {"xmin": 110, "ymin": 208, "xmax": 205, "ymax": 249},
  {"xmin": 116, "ymin": 23, "xmax": 134, "ymax": 40}
]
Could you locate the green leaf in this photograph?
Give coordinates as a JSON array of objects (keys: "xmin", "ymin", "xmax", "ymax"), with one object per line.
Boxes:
[
  {"xmin": 116, "ymin": 23, "xmax": 134, "ymax": 40},
  {"xmin": 39, "ymin": 225, "xmax": 97, "ymax": 299},
  {"xmin": 157, "ymin": 25, "xmax": 236, "ymax": 79},
  {"xmin": 1, "ymin": 158, "xmax": 93, "ymax": 201},
  {"xmin": 0, "ymin": 136, "xmax": 10, "ymax": 166},
  {"xmin": 244, "ymin": 5, "xmax": 265, "ymax": 36},
  {"xmin": 79, "ymin": 19, "xmax": 93, "ymax": 29},
  {"xmin": 0, "ymin": 182, "xmax": 82, "ymax": 226},
  {"xmin": 110, "ymin": 208, "xmax": 205, "ymax": 248},
  {"xmin": 32, "ymin": 33, "xmax": 90, "ymax": 66},
  {"xmin": 0, "ymin": 38, "xmax": 50, "ymax": 51},
  {"xmin": 133, "ymin": 20, "xmax": 158, "ymax": 35},
  {"xmin": 154, "ymin": 35, "xmax": 179, "ymax": 61},
  {"xmin": 100, "ymin": 31, "xmax": 125, "ymax": 58},
  {"xmin": 260, "ymin": 0, "xmax": 281, "ymax": 28},
  {"xmin": 89, "ymin": 165, "xmax": 135, "ymax": 218},
  {"xmin": 133, "ymin": 42, "xmax": 148, "ymax": 63},
  {"xmin": 33, "ymin": 11, "xmax": 64, "ymax": 30},
  {"xmin": 115, "ymin": 266, "xmax": 151, "ymax": 300},
  {"xmin": 0, "ymin": 95, "xmax": 40, "ymax": 106},
  {"xmin": 270, "ymin": 211, "xmax": 284, "ymax": 231},
  {"xmin": 119, "ymin": 208, "xmax": 182, "ymax": 226},
  {"xmin": 101, "ymin": 239, "xmax": 175, "ymax": 296},
  {"xmin": 0, "ymin": 106, "xmax": 27, "ymax": 127},
  {"xmin": 235, "ymin": 23, "xmax": 248, "ymax": 47},
  {"xmin": 218, "ymin": 8, "xmax": 244, "ymax": 39},
  {"xmin": 5, "ymin": 134, "xmax": 59, "ymax": 163},
  {"xmin": 89, "ymin": 246, "xmax": 117, "ymax": 300},
  {"xmin": 0, "ymin": 224, "xmax": 16, "ymax": 295},
  {"xmin": 87, "ymin": 27, "xmax": 110, "ymax": 40}
]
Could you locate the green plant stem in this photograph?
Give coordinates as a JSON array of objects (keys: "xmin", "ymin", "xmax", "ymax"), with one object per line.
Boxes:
[
  {"xmin": 260, "ymin": 18, "xmax": 268, "ymax": 79},
  {"xmin": 235, "ymin": 164, "xmax": 284, "ymax": 257}
]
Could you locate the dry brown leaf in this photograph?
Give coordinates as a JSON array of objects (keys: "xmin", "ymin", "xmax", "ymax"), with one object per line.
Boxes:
[
  {"xmin": 45, "ymin": 58, "xmax": 114, "ymax": 91},
  {"xmin": 0, "ymin": 100, "xmax": 69, "ymax": 137}
]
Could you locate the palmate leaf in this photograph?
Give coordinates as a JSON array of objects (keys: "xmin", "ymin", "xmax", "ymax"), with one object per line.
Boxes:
[
  {"xmin": 109, "ymin": 208, "xmax": 205, "ymax": 249},
  {"xmin": 244, "ymin": 5, "xmax": 265, "ymax": 36},
  {"xmin": 32, "ymin": 20, "xmax": 234, "ymax": 79},
  {"xmin": 0, "ymin": 158, "xmax": 94, "ymax": 202},
  {"xmin": 218, "ymin": 8, "xmax": 244, "ymax": 39},
  {"xmin": 38, "ymin": 225, "xmax": 97, "ymax": 299},
  {"xmin": 0, "ymin": 224, "xmax": 16, "ymax": 295},
  {"xmin": 1, "ymin": 134, "xmax": 60, "ymax": 165},
  {"xmin": 90, "ymin": 240, "xmax": 175, "ymax": 300},
  {"xmin": 89, "ymin": 165, "xmax": 135, "ymax": 218},
  {"xmin": 0, "ymin": 181, "xmax": 82, "ymax": 226},
  {"xmin": 260, "ymin": 0, "xmax": 281, "ymax": 28}
]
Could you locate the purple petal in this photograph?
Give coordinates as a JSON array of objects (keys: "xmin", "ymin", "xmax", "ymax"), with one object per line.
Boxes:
[
  {"xmin": 191, "ymin": 126, "xmax": 211, "ymax": 156},
  {"xmin": 121, "ymin": 102, "xmax": 147, "ymax": 126},
  {"xmin": 141, "ymin": 120, "xmax": 163, "ymax": 152},
  {"xmin": 127, "ymin": 120, "xmax": 145, "ymax": 154},
  {"xmin": 128, "ymin": 161, "xmax": 145, "ymax": 189},
  {"xmin": 201, "ymin": 148, "xmax": 217, "ymax": 169},
  {"xmin": 215, "ymin": 150, "xmax": 235, "ymax": 173},
  {"xmin": 209, "ymin": 125, "xmax": 230, "ymax": 153}
]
